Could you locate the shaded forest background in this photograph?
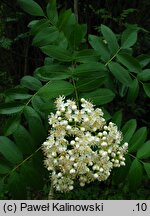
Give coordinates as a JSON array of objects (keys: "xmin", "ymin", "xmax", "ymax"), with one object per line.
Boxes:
[
  {"xmin": 0, "ymin": 0, "xmax": 150, "ymax": 200},
  {"xmin": 0, "ymin": 0, "xmax": 150, "ymax": 91}
]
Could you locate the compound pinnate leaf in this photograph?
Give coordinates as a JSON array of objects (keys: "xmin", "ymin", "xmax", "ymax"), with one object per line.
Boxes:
[
  {"xmin": 0, "ymin": 102, "xmax": 25, "ymax": 115},
  {"xmin": 101, "ymin": 24, "xmax": 119, "ymax": 54},
  {"xmin": 137, "ymin": 141, "xmax": 150, "ymax": 159},
  {"xmin": 81, "ymin": 88, "xmax": 115, "ymax": 105},
  {"xmin": 41, "ymin": 45, "xmax": 73, "ymax": 62},
  {"xmin": 122, "ymin": 119, "xmax": 137, "ymax": 143},
  {"xmin": 129, "ymin": 127, "xmax": 147, "ymax": 152},
  {"xmin": 128, "ymin": 158, "xmax": 143, "ymax": 191},
  {"xmin": 0, "ymin": 136, "xmax": 23, "ymax": 164},
  {"xmin": 121, "ymin": 27, "xmax": 138, "ymax": 48},
  {"xmin": 108, "ymin": 62, "xmax": 133, "ymax": 86},
  {"xmin": 18, "ymin": 0, "xmax": 44, "ymax": 16},
  {"xmin": 38, "ymin": 80, "xmax": 74, "ymax": 98},
  {"xmin": 143, "ymin": 83, "xmax": 150, "ymax": 97}
]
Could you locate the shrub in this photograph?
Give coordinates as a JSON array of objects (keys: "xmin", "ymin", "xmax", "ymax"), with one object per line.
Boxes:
[{"xmin": 0, "ymin": 0, "xmax": 150, "ymax": 199}]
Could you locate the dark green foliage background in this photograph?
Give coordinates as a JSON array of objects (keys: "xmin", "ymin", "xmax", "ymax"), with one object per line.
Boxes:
[{"xmin": 0, "ymin": 0, "xmax": 150, "ymax": 199}]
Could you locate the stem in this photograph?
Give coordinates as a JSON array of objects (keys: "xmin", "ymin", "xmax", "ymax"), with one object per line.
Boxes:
[
  {"xmin": 74, "ymin": 0, "xmax": 79, "ymax": 22},
  {"xmin": 72, "ymin": 78, "xmax": 79, "ymax": 108},
  {"xmin": 24, "ymin": 38, "xmax": 30, "ymax": 76},
  {"xmin": 25, "ymin": 80, "xmax": 52, "ymax": 107},
  {"xmin": 48, "ymin": 180, "xmax": 54, "ymax": 200},
  {"xmin": 130, "ymin": 73, "xmax": 143, "ymax": 85},
  {"xmin": 127, "ymin": 153, "xmax": 136, "ymax": 160},
  {"xmin": 3, "ymin": 146, "xmax": 42, "ymax": 180},
  {"xmin": 127, "ymin": 153, "xmax": 144, "ymax": 164},
  {"xmin": 105, "ymin": 48, "xmax": 121, "ymax": 66}
]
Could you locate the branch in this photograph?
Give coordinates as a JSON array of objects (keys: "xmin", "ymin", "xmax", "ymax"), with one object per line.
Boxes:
[
  {"xmin": 1, "ymin": 0, "xmax": 17, "ymax": 11},
  {"xmin": 74, "ymin": 0, "xmax": 79, "ymax": 22}
]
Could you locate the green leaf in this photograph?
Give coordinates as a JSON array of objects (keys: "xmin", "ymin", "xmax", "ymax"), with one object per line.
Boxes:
[
  {"xmin": 32, "ymin": 27, "xmax": 59, "ymax": 47},
  {"xmin": 143, "ymin": 83, "xmax": 150, "ymax": 97},
  {"xmin": 57, "ymin": 9, "xmax": 76, "ymax": 34},
  {"xmin": 88, "ymin": 35, "xmax": 110, "ymax": 61},
  {"xmin": 28, "ymin": 19, "xmax": 50, "ymax": 35},
  {"xmin": 77, "ymin": 77, "xmax": 106, "ymax": 92},
  {"xmin": 137, "ymin": 141, "xmax": 150, "ymax": 159},
  {"xmin": 128, "ymin": 158, "xmax": 143, "ymax": 191},
  {"xmin": 137, "ymin": 54, "xmax": 150, "ymax": 68},
  {"xmin": 108, "ymin": 62, "xmax": 133, "ymax": 86},
  {"xmin": 69, "ymin": 24, "xmax": 87, "ymax": 49},
  {"xmin": 46, "ymin": 0, "xmax": 58, "ymax": 25},
  {"xmin": 0, "ymin": 178, "xmax": 4, "ymax": 194},
  {"xmin": 0, "ymin": 163, "xmax": 11, "ymax": 174},
  {"xmin": 20, "ymin": 160, "xmax": 44, "ymax": 189},
  {"xmin": 72, "ymin": 62, "xmax": 106, "ymax": 78},
  {"xmin": 34, "ymin": 65, "xmax": 70, "ymax": 81},
  {"xmin": 55, "ymin": 31, "xmax": 68, "ymax": 49},
  {"xmin": 24, "ymin": 104, "xmax": 42, "ymax": 121},
  {"xmin": 127, "ymin": 78, "xmax": 139, "ymax": 103},
  {"xmin": 3, "ymin": 115, "xmax": 20, "ymax": 136},
  {"xmin": 118, "ymin": 84, "xmax": 128, "ymax": 97},
  {"xmin": 8, "ymin": 172, "xmax": 27, "ymax": 199},
  {"xmin": 21, "ymin": 76, "xmax": 42, "ymax": 91},
  {"xmin": 113, "ymin": 155, "xmax": 132, "ymax": 184},
  {"xmin": 0, "ymin": 102, "xmax": 25, "ymax": 115},
  {"xmin": 102, "ymin": 108, "xmax": 111, "ymax": 121},
  {"xmin": 74, "ymin": 49, "xmax": 99, "ymax": 63},
  {"xmin": 18, "ymin": 0, "xmax": 44, "ymax": 16},
  {"xmin": 129, "ymin": 127, "xmax": 147, "ymax": 152},
  {"xmin": 122, "ymin": 119, "xmax": 137, "ymax": 143},
  {"xmin": 13, "ymin": 124, "xmax": 35, "ymax": 154},
  {"xmin": 38, "ymin": 80, "xmax": 74, "ymax": 98},
  {"xmin": 31, "ymin": 95, "xmax": 54, "ymax": 116},
  {"xmin": 81, "ymin": 88, "xmax": 115, "ymax": 105},
  {"xmin": 117, "ymin": 52, "xmax": 142, "ymax": 73},
  {"xmin": 101, "ymin": 24, "xmax": 119, "ymax": 54},
  {"xmin": 104, "ymin": 73, "xmax": 116, "ymax": 92},
  {"xmin": 23, "ymin": 106, "xmax": 46, "ymax": 145},
  {"xmin": 112, "ymin": 110, "xmax": 122, "ymax": 128},
  {"xmin": 121, "ymin": 27, "xmax": 138, "ymax": 48},
  {"xmin": 5, "ymin": 88, "xmax": 32, "ymax": 100},
  {"xmin": 41, "ymin": 45, "xmax": 73, "ymax": 62},
  {"xmin": 143, "ymin": 163, "xmax": 150, "ymax": 178},
  {"xmin": 138, "ymin": 69, "xmax": 150, "ymax": 81},
  {"xmin": 44, "ymin": 57, "xmax": 53, "ymax": 65},
  {"xmin": 0, "ymin": 136, "xmax": 23, "ymax": 164}
]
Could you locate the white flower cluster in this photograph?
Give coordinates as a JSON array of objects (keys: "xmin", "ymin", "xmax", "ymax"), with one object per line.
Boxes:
[{"xmin": 42, "ymin": 96, "xmax": 128, "ymax": 192}]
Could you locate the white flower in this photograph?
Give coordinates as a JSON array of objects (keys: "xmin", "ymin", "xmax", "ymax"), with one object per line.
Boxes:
[
  {"xmin": 104, "ymin": 126, "xmax": 108, "ymax": 130},
  {"xmin": 120, "ymin": 161, "xmax": 125, "ymax": 166},
  {"xmin": 80, "ymin": 182, "xmax": 85, "ymax": 187},
  {"xmin": 80, "ymin": 127, "xmax": 85, "ymax": 132},
  {"xmin": 103, "ymin": 131, "xmax": 107, "ymax": 136},
  {"xmin": 58, "ymin": 172, "xmax": 62, "ymax": 177},
  {"xmin": 93, "ymin": 173, "xmax": 99, "ymax": 178},
  {"xmin": 70, "ymin": 169, "xmax": 76, "ymax": 174},
  {"xmin": 84, "ymin": 117, "xmax": 89, "ymax": 122},
  {"xmin": 69, "ymin": 185, "xmax": 74, "ymax": 190},
  {"xmin": 75, "ymin": 137, "xmax": 79, "ymax": 141},
  {"xmin": 72, "ymin": 105, "xmax": 77, "ymax": 110},
  {"xmin": 98, "ymin": 132, "xmax": 103, "ymax": 137},
  {"xmin": 70, "ymin": 140, "xmax": 75, "ymax": 145},
  {"xmin": 56, "ymin": 111, "xmax": 61, "ymax": 116},
  {"xmin": 66, "ymin": 125, "xmax": 71, "ymax": 130},
  {"xmin": 101, "ymin": 142, "xmax": 108, "ymax": 147},
  {"xmin": 99, "ymin": 168, "xmax": 104, "ymax": 172},
  {"xmin": 42, "ymin": 96, "xmax": 128, "ymax": 193},
  {"xmin": 60, "ymin": 107, "xmax": 65, "ymax": 112},
  {"xmin": 102, "ymin": 151, "xmax": 108, "ymax": 157}
]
